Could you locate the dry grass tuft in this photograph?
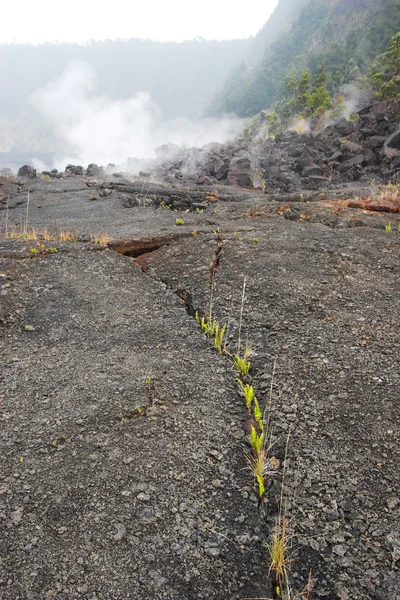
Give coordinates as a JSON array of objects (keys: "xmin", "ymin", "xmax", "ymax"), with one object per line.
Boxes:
[
  {"xmin": 2, "ymin": 226, "xmax": 112, "ymax": 245},
  {"xmin": 90, "ymin": 234, "xmax": 112, "ymax": 245}
]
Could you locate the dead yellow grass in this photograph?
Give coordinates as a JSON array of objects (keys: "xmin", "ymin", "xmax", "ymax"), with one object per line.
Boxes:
[
  {"xmin": 90, "ymin": 233, "xmax": 111, "ymax": 245},
  {"xmin": 3, "ymin": 227, "xmax": 111, "ymax": 245}
]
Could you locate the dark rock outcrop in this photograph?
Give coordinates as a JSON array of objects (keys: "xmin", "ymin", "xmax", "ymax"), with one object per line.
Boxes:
[
  {"xmin": 87, "ymin": 163, "xmax": 104, "ymax": 177},
  {"xmin": 228, "ymin": 152, "xmax": 262, "ymax": 188},
  {"xmin": 17, "ymin": 165, "xmax": 36, "ymax": 178}
]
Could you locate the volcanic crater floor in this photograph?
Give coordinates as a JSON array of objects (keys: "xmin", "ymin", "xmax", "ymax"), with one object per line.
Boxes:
[{"xmin": 0, "ymin": 177, "xmax": 399, "ymax": 600}]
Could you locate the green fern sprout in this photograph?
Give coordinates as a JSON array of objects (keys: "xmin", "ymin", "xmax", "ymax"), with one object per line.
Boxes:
[
  {"xmin": 253, "ymin": 397, "xmax": 263, "ymax": 431},
  {"xmin": 233, "ymin": 347, "xmax": 251, "ymax": 376},
  {"xmin": 214, "ymin": 323, "xmax": 226, "ymax": 354},
  {"xmin": 250, "ymin": 427, "xmax": 263, "ymax": 454},
  {"xmin": 247, "ymin": 451, "xmax": 266, "ymax": 497},
  {"xmin": 237, "ymin": 379, "xmax": 256, "ymax": 412}
]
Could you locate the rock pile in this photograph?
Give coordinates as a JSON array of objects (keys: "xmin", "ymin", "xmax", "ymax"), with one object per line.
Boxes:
[{"xmin": 11, "ymin": 101, "xmax": 400, "ymax": 195}]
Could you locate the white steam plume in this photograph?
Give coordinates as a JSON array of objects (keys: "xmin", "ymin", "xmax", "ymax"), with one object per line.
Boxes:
[{"xmin": 30, "ymin": 61, "xmax": 241, "ymax": 170}]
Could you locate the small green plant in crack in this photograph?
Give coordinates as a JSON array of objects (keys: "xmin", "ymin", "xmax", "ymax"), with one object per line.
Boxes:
[
  {"xmin": 51, "ymin": 434, "xmax": 68, "ymax": 449},
  {"xmin": 195, "ymin": 311, "xmax": 227, "ymax": 354},
  {"xmin": 175, "ymin": 218, "xmax": 185, "ymax": 225},
  {"xmin": 247, "ymin": 449, "xmax": 267, "ymax": 497},
  {"xmin": 247, "ymin": 429, "xmax": 278, "ymax": 499},
  {"xmin": 196, "ymin": 207, "xmax": 204, "ymax": 214},
  {"xmin": 213, "ymin": 322, "xmax": 227, "ymax": 354},
  {"xmin": 213, "ymin": 226, "xmax": 222, "ymax": 234},
  {"xmin": 253, "ymin": 396, "xmax": 263, "ymax": 430},
  {"xmin": 267, "ymin": 515, "xmax": 292, "ymax": 595},
  {"xmin": 232, "ymin": 346, "xmax": 251, "ymax": 376},
  {"xmin": 250, "ymin": 426, "xmax": 263, "ymax": 454},
  {"xmin": 247, "ymin": 424, "xmax": 279, "ymax": 499},
  {"xmin": 385, "ymin": 221, "xmax": 392, "ymax": 232},
  {"xmin": 237, "ymin": 379, "xmax": 256, "ymax": 413},
  {"xmin": 196, "ymin": 310, "xmax": 213, "ymax": 334}
]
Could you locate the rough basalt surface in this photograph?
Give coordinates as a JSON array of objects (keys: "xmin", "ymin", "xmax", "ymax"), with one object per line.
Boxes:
[{"xmin": 1, "ymin": 144, "xmax": 399, "ymax": 599}]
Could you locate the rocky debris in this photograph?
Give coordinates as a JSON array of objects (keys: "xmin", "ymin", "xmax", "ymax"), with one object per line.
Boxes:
[
  {"xmin": 65, "ymin": 164, "xmax": 84, "ymax": 176},
  {"xmin": 4, "ymin": 102, "xmax": 400, "ymax": 198},
  {"xmin": 86, "ymin": 163, "xmax": 104, "ymax": 177},
  {"xmin": 0, "ymin": 167, "xmax": 14, "ymax": 177},
  {"xmin": 42, "ymin": 169, "xmax": 63, "ymax": 179},
  {"xmin": 17, "ymin": 165, "xmax": 36, "ymax": 178},
  {"xmin": 136, "ymin": 101, "xmax": 400, "ymax": 194}
]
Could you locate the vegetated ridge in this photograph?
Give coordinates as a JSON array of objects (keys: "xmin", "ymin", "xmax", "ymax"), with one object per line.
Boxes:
[{"xmin": 208, "ymin": 0, "xmax": 400, "ymax": 116}]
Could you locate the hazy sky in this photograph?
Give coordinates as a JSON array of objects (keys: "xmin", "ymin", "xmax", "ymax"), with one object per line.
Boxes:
[{"xmin": 3, "ymin": 0, "xmax": 279, "ymax": 44}]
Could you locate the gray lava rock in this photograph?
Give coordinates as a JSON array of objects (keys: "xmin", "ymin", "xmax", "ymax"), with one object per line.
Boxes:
[
  {"xmin": 228, "ymin": 152, "xmax": 262, "ymax": 188},
  {"xmin": 308, "ymin": 175, "xmax": 330, "ymax": 187},
  {"xmin": 87, "ymin": 163, "xmax": 104, "ymax": 177},
  {"xmin": 384, "ymin": 130, "xmax": 400, "ymax": 150},
  {"xmin": 343, "ymin": 154, "xmax": 365, "ymax": 169},
  {"xmin": 302, "ymin": 165, "xmax": 323, "ymax": 177},
  {"xmin": 366, "ymin": 136, "xmax": 387, "ymax": 149},
  {"xmin": 17, "ymin": 165, "xmax": 36, "ymax": 178},
  {"xmin": 329, "ymin": 151, "xmax": 343, "ymax": 162},
  {"xmin": 66, "ymin": 164, "xmax": 84, "ymax": 176},
  {"xmin": 391, "ymin": 155, "xmax": 400, "ymax": 170}
]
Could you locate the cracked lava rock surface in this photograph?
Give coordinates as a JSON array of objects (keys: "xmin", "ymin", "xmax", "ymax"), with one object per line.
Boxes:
[{"xmin": 0, "ymin": 174, "xmax": 399, "ymax": 600}]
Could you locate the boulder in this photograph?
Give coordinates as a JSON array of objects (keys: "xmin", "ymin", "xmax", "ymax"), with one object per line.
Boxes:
[
  {"xmin": 366, "ymin": 136, "xmax": 387, "ymax": 150},
  {"xmin": 329, "ymin": 151, "xmax": 343, "ymax": 162},
  {"xmin": 384, "ymin": 130, "xmax": 400, "ymax": 150},
  {"xmin": 308, "ymin": 175, "xmax": 330, "ymax": 186},
  {"xmin": 380, "ymin": 146, "xmax": 400, "ymax": 160},
  {"xmin": 302, "ymin": 165, "xmax": 323, "ymax": 177},
  {"xmin": 359, "ymin": 128, "xmax": 378, "ymax": 139},
  {"xmin": 343, "ymin": 154, "xmax": 365, "ymax": 169},
  {"xmin": 345, "ymin": 142, "xmax": 364, "ymax": 154},
  {"xmin": 66, "ymin": 165, "xmax": 83, "ymax": 176},
  {"xmin": 17, "ymin": 165, "xmax": 36, "ymax": 178},
  {"xmin": 87, "ymin": 163, "xmax": 104, "ymax": 177},
  {"xmin": 228, "ymin": 152, "xmax": 262, "ymax": 188},
  {"xmin": 391, "ymin": 155, "xmax": 400, "ymax": 170},
  {"xmin": 336, "ymin": 119, "xmax": 355, "ymax": 136},
  {"xmin": 363, "ymin": 148, "xmax": 378, "ymax": 166}
]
